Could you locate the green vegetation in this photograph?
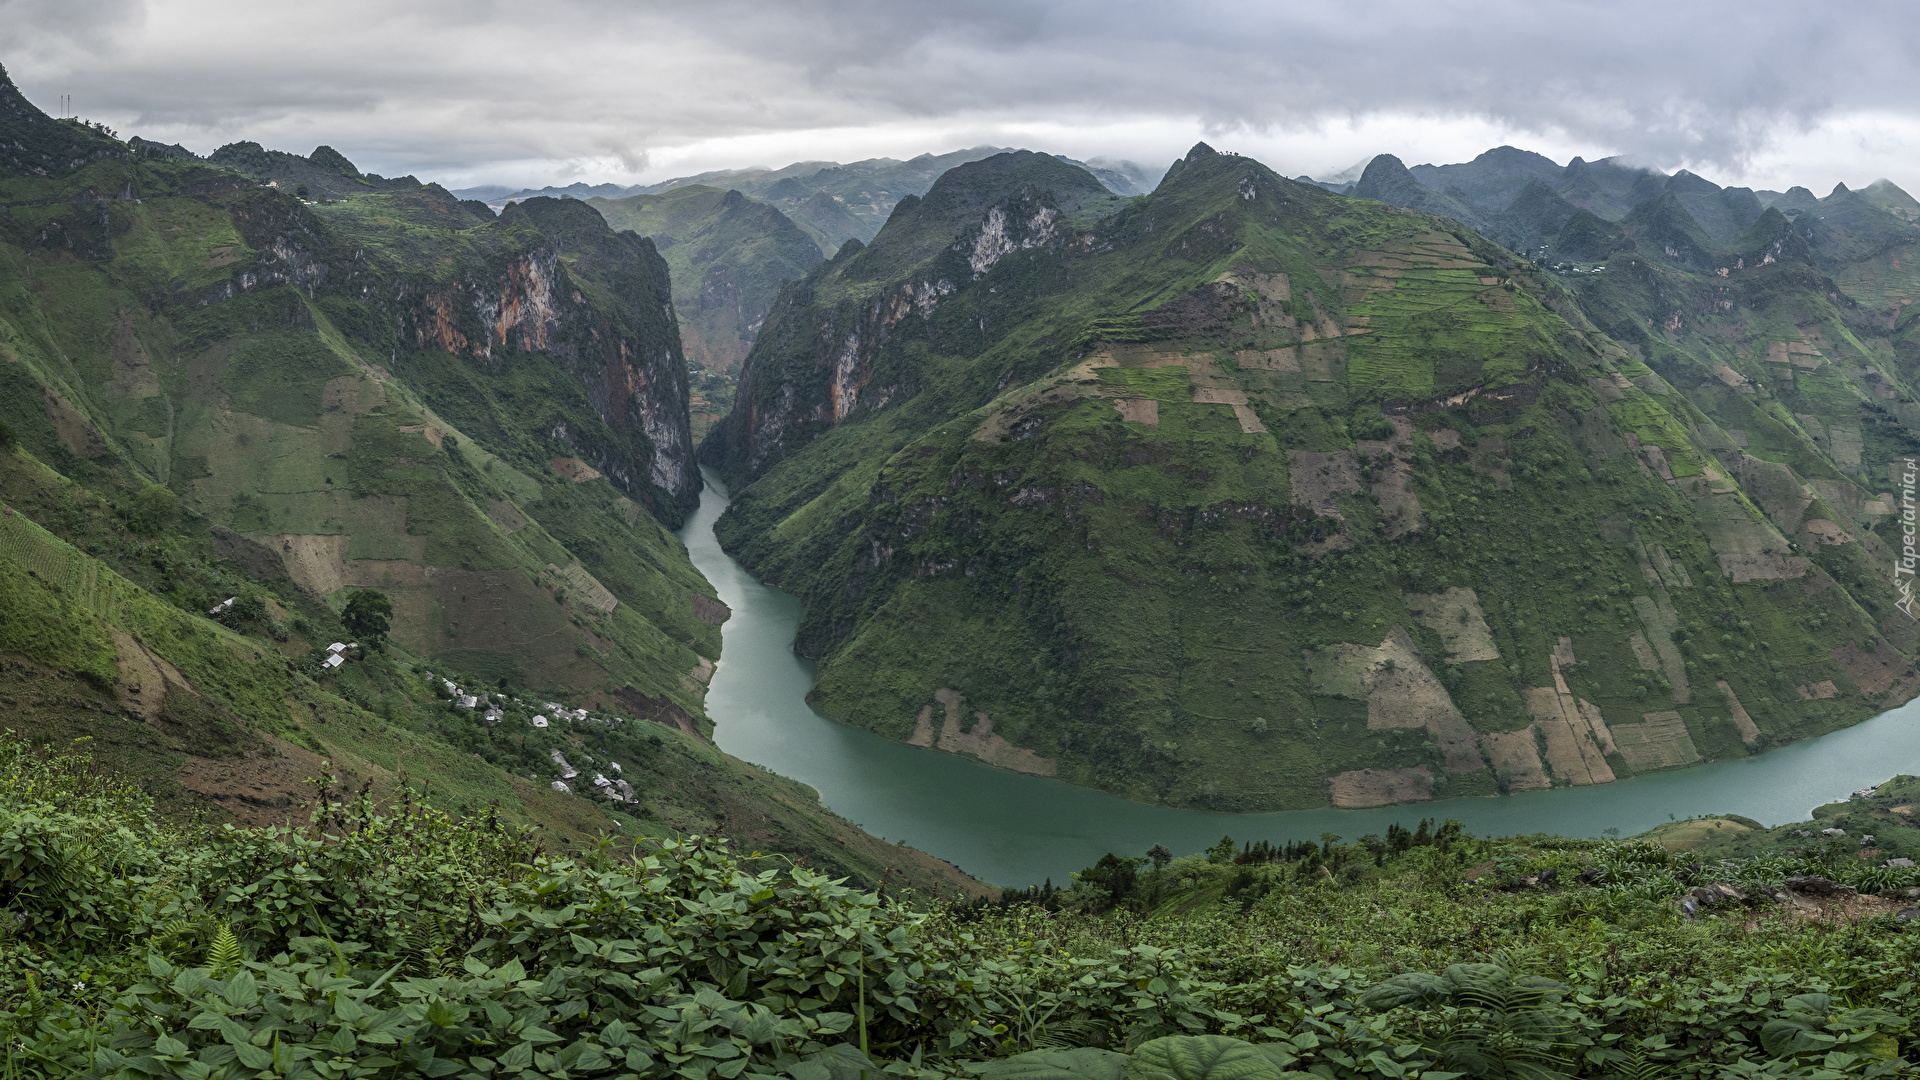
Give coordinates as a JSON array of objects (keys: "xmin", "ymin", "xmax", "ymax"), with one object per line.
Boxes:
[
  {"xmin": 0, "ymin": 66, "xmax": 986, "ymax": 904},
  {"xmin": 7, "ymin": 735, "xmax": 1919, "ymax": 1077},
  {"xmin": 0, "ymin": 61, "xmax": 709, "ymax": 714},
  {"xmin": 340, "ymin": 589, "xmax": 391, "ymax": 650},
  {"xmin": 590, "ymin": 187, "xmax": 824, "ymax": 373},
  {"xmin": 703, "ymin": 145, "xmax": 1915, "ymax": 811}
]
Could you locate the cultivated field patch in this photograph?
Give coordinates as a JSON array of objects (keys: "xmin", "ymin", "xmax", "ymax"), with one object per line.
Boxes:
[{"xmin": 1610, "ymin": 710, "xmax": 1703, "ymax": 771}]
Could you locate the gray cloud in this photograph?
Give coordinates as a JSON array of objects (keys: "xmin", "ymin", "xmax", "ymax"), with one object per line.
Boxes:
[{"xmin": 3, "ymin": 0, "xmax": 1916, "ymax": 186}]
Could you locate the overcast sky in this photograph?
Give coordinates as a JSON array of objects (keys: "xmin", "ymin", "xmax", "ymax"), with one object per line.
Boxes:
[{"xmin": 4, "ymin": 0, "xmax": 1917, "ymax": 195}]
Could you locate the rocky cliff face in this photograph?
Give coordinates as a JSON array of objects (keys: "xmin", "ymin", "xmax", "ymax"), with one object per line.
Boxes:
[
  {"xmin": 390, "ymin": 198, "xmax": 698, "ymax": 510},
  {"xmin": 706, "ymin": 151, "xmax": 1116, "ymax": 483},
  {"xmin": 112, "ymin": 184, "xmax": 698, "ymax": 517}
]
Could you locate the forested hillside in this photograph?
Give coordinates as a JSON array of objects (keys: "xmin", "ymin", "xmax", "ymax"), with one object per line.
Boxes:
[
  {"xmin": 0, "ymin": 63, "xmax": 979, "ymax": 894},
  {"xmin": 703, "ymin": 143, "xmax": 1920, "ymax": 812}
]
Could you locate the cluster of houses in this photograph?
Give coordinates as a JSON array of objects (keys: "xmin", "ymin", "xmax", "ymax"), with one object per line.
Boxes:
[
  {"xmin": 544, "ymin": 749, "xmax": 638, "ymax": 804},
  {"xmin": 319, "ymin": 641, "xmax": 358, "ymax": 670},
  {"xmin": 421, "ymin": 669, "xmax": 643, "ymax": 805}
]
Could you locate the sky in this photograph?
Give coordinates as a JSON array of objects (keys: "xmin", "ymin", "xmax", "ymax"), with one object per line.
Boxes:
[{"xmin": 3, "ymin": 0, "xmax": 1918, "ymax": 195}]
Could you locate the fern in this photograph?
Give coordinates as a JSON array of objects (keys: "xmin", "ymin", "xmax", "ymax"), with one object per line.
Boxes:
[
  {"xmin": 405, "ymin": 913, "xmax": 449, "ymax": 977},
  {"xmin": 205, "ymin": 923, "xmax": 242, "ymax": 974}
]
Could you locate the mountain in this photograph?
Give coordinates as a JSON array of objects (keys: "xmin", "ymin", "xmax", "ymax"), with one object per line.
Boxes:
[
  {"xmin": 1862, "ymin": 177, "xmax": 1920, "ymax": 222},
  {"xmin": 1408, "ymin": 145, "xmax": 1565, "ymax": 211},
  {"xmin": 0, "ymin": 66, "xmax": 705, "ymax": 722},
  {"xmin": 1354, "ymin": 153, "xmax": 1486, "ymax": 229},
  {"xmin": 0, "ymin": 66, "xmax": 980, "ymax": 892},
  {"xmin": 589, "ymin": 186, "xmax": 825, "ymax": 376},
  {"xmin": 784, "ymin": 188, "xmax": 870, "ymax": 255},
  {"xmin": 454, "ymin": 180, "xmax": 649, "ymax": 213},
  {"xmin": 701, "ymin": 142, "xmax": 1920, "ymax": 813}
]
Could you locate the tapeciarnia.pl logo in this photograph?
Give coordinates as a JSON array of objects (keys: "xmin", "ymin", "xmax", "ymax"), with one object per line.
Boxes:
[{"xmin": 1899, "ymin": 456, "xmax": 1919, "ymax": 619}]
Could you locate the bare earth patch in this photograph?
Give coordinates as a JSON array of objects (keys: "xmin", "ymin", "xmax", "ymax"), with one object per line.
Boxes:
[
  {"xmin": 1800, "ymin": 518, "xmax": 1853, "ymax": 545},
  {"xmin": 551, "ymin": 456, "xmax": 603, "ymax": 483},
  {"xmin": 486, "ymin": 497, "xmax": 528, "ymax": 533},
  {"xmin": 692, "ymin": 594, "xmax": 732, "ymax": 625},
  {"xmin": 1285, "ymin": 450, "xmax": 1363, "ymax": 517},
  {"xmin": 1631, "ymin": 595, "xmax": 1691, "ymax": 703},
  {"xmin": 398, "ymin": 423, "xmax": 445, "ymax": 448},
  {"xmin": 1480, "ymin": 730, "xmax": 1549, "ymax": 791},
  {"xmin": 1355, "ymin": 417, "xmax": 1424, "ymax": 538},
  {"xmin": 1402, "ymin": 587, "xmax": 1499, "ymax": 662},
  {"xmin": 1113, "ymin": 399, "xmax": 1159, "ymax": 426},
  {"xmin": 1521, "ymin": 639, "xmax": 1617, "ymax": 786},
  {"xmin": 1832, "ymin": 639, "xmax": 1910, "ymax": 695},
  {"xmin": 270, "ymin": 533, "xmax": 351, "ymax": 595},
  {"xmin": 1717, "ymin": 679, "xmax": 1763, "ymax": 744},
  {"xmin": 1329, "ymin": 766, "xmax": 1433, "ymax": 808},
  {"xmin": 109, "ymin": 627, "xmax": 193, "ymax": 722},
  {"xmin": 177, "ymin": 735, "xmax": 334, "ymax": 828},
  {"xmin": 550, "ymin": 560, "xmax": 619, "ymax": 613},
  {"xmin": 907, "ymin": 689, "xmax": 1056, "ymax": 777},
  {"xmin": 1308, "ymin": 627, "xmax": 1484, "ymax": 775}
]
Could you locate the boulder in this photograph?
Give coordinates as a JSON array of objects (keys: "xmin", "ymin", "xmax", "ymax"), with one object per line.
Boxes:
[
  {"xmin": 1784, "ymin": 875, "xmax": 1854, "ymax": 897},
  {"xmin": 1897, "ymin": 907, "xmax": 1920, "ymax": 922},
  {"xmin": 1677, "ymin": 882, "xmax": 1746, "ymax": 916}
]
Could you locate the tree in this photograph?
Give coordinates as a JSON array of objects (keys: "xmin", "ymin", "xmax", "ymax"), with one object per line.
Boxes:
[
  {"xmin": 1147, "ymin": 844, "xmax": 1173, "ymax": 871},
  {"xmin": 122, "ymin": 484, "xmax": 178, "ymax": 535},
  {"xmin": 342, "ymin": 589, "xmax": 392, "ymax": 649}
]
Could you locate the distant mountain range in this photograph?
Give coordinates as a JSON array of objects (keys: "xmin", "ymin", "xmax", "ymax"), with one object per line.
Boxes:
[
  {"xmin": 1300, "ymin": 146, "xmax": 1920, "ymax": 268},
  {"xmin": 453, "ymin": 149, "xmax": 1161, "ymax": 245}
]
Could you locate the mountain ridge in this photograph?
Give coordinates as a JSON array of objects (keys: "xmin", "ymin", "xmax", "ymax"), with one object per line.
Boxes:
[{"xmin": 701, "ymin": 143, "xmax": 1920, "ymax": 812}]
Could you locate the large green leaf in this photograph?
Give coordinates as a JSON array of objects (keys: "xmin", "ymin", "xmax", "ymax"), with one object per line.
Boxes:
[
  {"xmin": 977, "ymin": 1048, "xmax": 1131, "ymax": 1080},
  {"xmin": 811, "ymin": 1043, "xmax": 878, "ymax": 1080},
  {"xmin": 1125, "ymin": 1036, "xmax": 1281, "ymax": 1080},
  {"xmin": 1358, "ymin": 972, "xmax": 1452, "ymax": 1011}
]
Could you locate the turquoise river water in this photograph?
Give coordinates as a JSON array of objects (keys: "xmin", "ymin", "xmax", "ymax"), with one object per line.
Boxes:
[{"xmin": 680, "ymin": 469, "xmax": 1920, "ymax": 888}]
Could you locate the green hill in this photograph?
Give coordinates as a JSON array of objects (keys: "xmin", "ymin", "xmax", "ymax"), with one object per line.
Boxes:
[
  {"xmin": 0, "ymin": 64, "xmax": 981, "ymax": 896},
  {"xmin": 702, "ymin": 144, "xmax": 1917, "ymax": 812}
]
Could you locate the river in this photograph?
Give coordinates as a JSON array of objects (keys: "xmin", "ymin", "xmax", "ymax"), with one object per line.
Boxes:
[{"xmin": 681, "ymin": 469, "xmax": 1920, "ymax": 888}]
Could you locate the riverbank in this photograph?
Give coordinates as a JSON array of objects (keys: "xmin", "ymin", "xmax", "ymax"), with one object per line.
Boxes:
[{"xmin": 682, "ymin": 470, "xmax": 1920, "ymax": 888}]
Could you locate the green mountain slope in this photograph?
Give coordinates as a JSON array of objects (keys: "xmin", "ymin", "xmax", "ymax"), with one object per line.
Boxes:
[
  {"xmin": 0, "ymin": 434, "xmax": 981, "ymax": 895},
  {"xmin": 1, "ymin": 65, "xmax": 711, "ymax": 706},
  {"xmin": 0, "ymin": 64, "xmax": 983, "ymax": 896},
  {"xmin": 590, "ymin": 186, "xmax": 825, "ymax": 376},
  {"xmin": 702, "ymin": 144, "xmax": 1916, "ymax": 812}
]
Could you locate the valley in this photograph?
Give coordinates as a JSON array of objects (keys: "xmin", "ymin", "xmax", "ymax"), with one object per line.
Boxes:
[
  {"xmin": 7, "ymin": 52, "xmax": 1920, "ymax": 872},
  {"xmin": 10, "ymin": 20, "xmax": 1920, "ymax": 1075}
]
